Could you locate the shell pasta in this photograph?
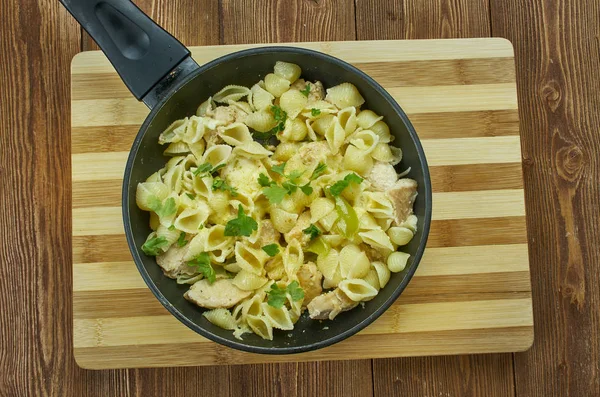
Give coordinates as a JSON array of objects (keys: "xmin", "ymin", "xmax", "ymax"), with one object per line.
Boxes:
[{"xmin": 136, "ymin": 61, "xmax": 418, "ymax": 340}]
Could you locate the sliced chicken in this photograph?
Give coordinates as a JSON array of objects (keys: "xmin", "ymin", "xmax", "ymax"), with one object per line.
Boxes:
[
  {"xmin": 212, "ymin": 106, "xmax": 247, "ymax": 124},
  {"xmin": 184, "ymin": 279, "xmax": 252, "ymax": 309},
  {"xmin": 156, "ymin": 244, "xmax": 196, "ymax": 279},
  {"xmin": 284, "ymin": 211, "xmax": 312, "ymax": 246},
  {"xmin": 290, "ymin": 79, "xmax": 324, "ymax": 103},
  {"xmin": 308, "ymin": 288, "xmax": 358, "ymax": 320},
  {"xmin": 298, "ymin": 141, "xmax": 330, "ymax": 169},
  {"xmin": 297, "ymin": 262, "xmax": 323, "ymax": 307},
  {"xmin": 386, "ymin": 178, "xmax": 418, "ymax": 225},
  {"xmin": 367, "ymin": 161, "xmax": 398, "ymax": 192},
  {"xmin": 254, "ymin": 219, "xmax": 281, "ymax": 247},
  {"xmin": 360, "ymin": 243, "xmax": 386, "ymax": 263}
]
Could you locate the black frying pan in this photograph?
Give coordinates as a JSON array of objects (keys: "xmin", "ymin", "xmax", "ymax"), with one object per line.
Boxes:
[{"xmin": 61, "ymin": 0, "xmax": 432, "ymax": 354}]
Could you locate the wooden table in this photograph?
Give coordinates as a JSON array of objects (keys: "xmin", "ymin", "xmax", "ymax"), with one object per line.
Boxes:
[{"xmin": 1, "ymin": 0, "xmax": 598, "ymax": 396}]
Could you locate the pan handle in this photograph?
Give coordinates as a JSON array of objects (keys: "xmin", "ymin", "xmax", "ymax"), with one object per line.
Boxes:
[{"xmin": 60, "ymin": 0, "xmax": 198, "ymax": 108}]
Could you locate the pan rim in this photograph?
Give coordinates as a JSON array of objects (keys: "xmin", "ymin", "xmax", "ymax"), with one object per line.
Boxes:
[{"xmin": 122, "ymin": 46, "xmax": 432, "ymax": 355}]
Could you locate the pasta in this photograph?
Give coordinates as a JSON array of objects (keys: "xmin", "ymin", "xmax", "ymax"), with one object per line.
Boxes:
[{"xmin": 136, "ymin": 62, "xmax": 418, "ymax": 340}]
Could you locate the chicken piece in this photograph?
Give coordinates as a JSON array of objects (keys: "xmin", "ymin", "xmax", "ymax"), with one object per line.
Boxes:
[
  {"xmin": 290, "ymin": 79, "xmax": 324, "ymax": 103},
  {"xmin": 212, "ymin": 106, "xmax": 247, "ymax": 124},
  {"xmin": 297, "ymin": 262, "xmax": 323, "ymax": 307},
  {"xmin": 360, "ymin": 243, "xmax": 386, "ymax": 263},
  {"xmin": 308, "ymin": 288, "xmax": 358, "ymax": 320},
  {"xmin": 296, "ymin": 141, "xmax": 330, "ymax": 173},
  {"xmin": 156, "ymin": 244, "xmax": 195, "ymax": 279},
  {"xmin": 284, "ymin": 211, "xmax": 312, "ymax": 246},
  {"xmin": 184, "ymin": 279, "xmax": 252, "ymax": 309},
  {"xmin": 386, "ymin": 178, "xmax": 418, "ymax": 225},
  {"xmin": 368, "ymin": 161, "xmax": 398, "ymax": 192},
  {"xmin": 255, "ymin": 219, "xmax": 281, "ymax": 247}
]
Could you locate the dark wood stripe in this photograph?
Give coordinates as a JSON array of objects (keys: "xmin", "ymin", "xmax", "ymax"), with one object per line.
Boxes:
[
  {"xmin": 427, "ymin": 216, "xmax": 527, "ymax": 248},
  {"xmin": 354, "ymin": 58, "xmax": 516, "ymax": 87},
  {"xmin": 72, "ymin": 58, "xmax": 517, "ymax": 101},
  {"xmin": 73, "ymin": 287, "xmax": 531, "ymax": 319},
  {"xmin": 430, "ymin": 163, "xmax": 524, "ymax": 192},
  {"xmin": 410, "ymin": 109, "xmax": 519, "ymax": 139},
  {"xmin": 72, "ymin": 216, "xmax": 528, "ymax": 263},
  {"xmin": 73, "ymin": 326, "xmax": 533, "ymax": 369},
  {"xmin": 71, "ymin": 125, "xmax": 138, "ymax": 154}
]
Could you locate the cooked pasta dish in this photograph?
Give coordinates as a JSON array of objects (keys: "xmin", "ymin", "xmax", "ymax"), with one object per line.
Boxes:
[{"xmin": 136, "ymin": 62, "xmax": 418, "ymax": 340}]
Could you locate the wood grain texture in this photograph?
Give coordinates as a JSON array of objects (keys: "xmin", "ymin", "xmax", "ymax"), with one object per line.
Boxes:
[
  {"xmin": 70, "ymin": 39, "xmax": 532, "ymax": 371},
  {"xmin": 491, "ymin": 0, "xmax": 600, "ymax": 396}
]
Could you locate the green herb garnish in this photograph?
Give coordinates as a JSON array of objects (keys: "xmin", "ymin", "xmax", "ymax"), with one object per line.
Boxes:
[
  {"xmin": 263, "ymin": 185, "xmax": 288, "ymax": 204},
  {"xmin": 311, "ymin": 108, "xmax": 321, "ymax": 116},
  {"xmin": 329, "ymin": 173, "xmax": 364, "ymax": 196},
  {"xmin": 258, "ymin": 173, "xmax": 276, "ymax": 187},
  {"xmin": 271, "ymin": 162, "xmax": 287, "ymax": 176},
  {"xmin": 311, "ymin": 163, "xmax": 327, "ymax": 180},
  {"xmin": 185, "ymin": 193, "xmax": 196, "ymax": 200},
  {"xmin": 148, "ymin": 196, "xmax": 177, "ymax": 218},
  {"xmin": 299, "ymin": 182, "xmax": 313, "ymax": 195},
  {"xmin": 224, "ymin": 205, "xmax": 258, "ymax": 237},
  {"xmin": 193, "ymin": 162, "xmax": 225, "ymax": 177},
  {"xmin": 302, "ymin": 224, "xmax": 322, "ymax": 240},
  {"xmin": 141, "ymin": 236, "xmax": 168, "ymax": 256},
  {"xmin": 187, "ymin": 252, "xmax": 215, "ymax": 284},
  {"xmin": 177, "ymin": 232, "xmax": 188, "ymax": 247},
  {"xmin": 212, "ymin": 177, "xmax": 238, "ymax": 196},
  {"xmin": 267, "ymin": 281, "xmax": 305, "ymax": 308},
  {"xmin": 168, "ymin": 225, "xmax": 175, "ymax": 231},
  {"xmin": 300, "ymin": 83, "xmax": 311, "ymax": 97},
  {"xmin": 262, "ymin": 244, "xmax": 280, "ymax": 257}
]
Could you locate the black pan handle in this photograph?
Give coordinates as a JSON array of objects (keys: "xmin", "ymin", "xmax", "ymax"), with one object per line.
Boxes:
[{"xmin": 60, "ymin": 0, "xmax": 198, "ymax": 108}]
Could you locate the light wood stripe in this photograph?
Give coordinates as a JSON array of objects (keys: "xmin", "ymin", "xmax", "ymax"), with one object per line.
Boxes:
[
  {"xmin": 73, "ymin": 298, "xmax": 531, "ymax": 348},
  {"xmin": 70, "ymin": 136, "xmax": 521, "ymax": 184},
  {"xmin": 73, "ymin": 244, "xmax": 528, "ymax": 292},
  {"xmin": 72, "ymin": 163, "xmax": 523, "ymax": 208},
  {"xmin": 422, "ymin": 136, "xmax": 522, "ymax": 166},
  {"xmin": 73, "ymin": 326, "xmax": 533, "ymax": 369},
  {"xmin": 71, "ymin": 84, "xmax": 517, "ymax": 128},
  {"xmin": 73, "ymin": 289, "xmax": 532, "ymax": 320},
  {"xmin": 70, "ymin": 109, "xmax": 520, "ymax": 155},
  {"xmin": 72, "ymin": 190, "xmax": 525, "ymax": 236},
  {"xmin": 71, "ymin": 58, "xmax": 517, "ymax": 101},
  {"xmin": 71, "ymin": 216, "xmax": 528, "ymax": 263},
  {"xmin": 71, "ymin": 38, "xmax": 515, "ymax": 75}
]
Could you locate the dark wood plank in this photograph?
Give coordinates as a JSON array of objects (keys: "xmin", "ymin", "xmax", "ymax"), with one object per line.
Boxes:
[
  {"xmin": 490, "ymin": 0, "xmax": 600, "ymax": 396},
  {"xmin": 356, "ymin": 2, "xmax": 518, "ymax": 396},
  {"xmin": 220, "ymin": 0, "xmax": 356, "ymax": 44},
  {"xmin": 373, "ymin": 355, "xmax": 515, "ymax": 396},
  {"xmin": 355, "ymin": 0, "xmax": 491, "ymax": 40}
]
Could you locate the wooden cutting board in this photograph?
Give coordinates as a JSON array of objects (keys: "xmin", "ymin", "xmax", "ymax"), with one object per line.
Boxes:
[{"xmin": 71, "ymin": 38, "xmax": 533, "ymax": 369}]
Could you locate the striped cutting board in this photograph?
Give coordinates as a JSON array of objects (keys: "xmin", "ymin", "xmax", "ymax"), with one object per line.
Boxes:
[{"xmin": 71, "ymin": 39, "xmax": 533, "ymax": 369}]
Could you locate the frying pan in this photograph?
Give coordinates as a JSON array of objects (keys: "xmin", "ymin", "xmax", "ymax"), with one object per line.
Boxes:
[{"xmin": 61, "ymin": 0, "xmax": 432, "ymax": 354}]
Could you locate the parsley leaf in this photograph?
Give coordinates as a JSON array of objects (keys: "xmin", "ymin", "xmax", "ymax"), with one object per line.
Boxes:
[
  {"xmin": 256, "ymin": 106, "xmax": 288, "ymax": 139},
  {"xmin": 299, "ymin": 182, "xmax": 313, "ymax": 195},
  {"xmin": 300, "ymin": 83, "xmax": 311, "ymax": 97},
  {"xmin": 329, "ymin": 173, "xmax": 364, "ymax": 196},
  {"xmin": 262, "ymin": 244, "xmax": 280, "ymax": 257},
  {"xmin": 141, "ymin": 236, "xmax": 168, "ymax": 256},
  {"xmin": 212, "ymin": 177, "xmax": 238, "ymax": 196},
  {"xmin": 185, "ymin": 193, "xmax": 196, "ymax": 200},
  {"xmin": 211, "ymin": 163, "xmax": 226, "ymax": 174},
  {"xmin": 311, "ymin": 163, "xmax": 327, "ymax": 180},
  {"xmin": 303, "ymin": 224, "xmax": 322, "ymax": 240},
  {"xmin": 311, "ymin": 108, "xmax": 321, "ymax": 116},
  {"xmin": 148, "ymin": 196, "xmax": 177, "ymax": 218},
  {"xmin": 192, "ymin": 163, "xmax": 213, "ymax": 176},
  {"xmin": 224, "ymin": 205, "xmax": 258, "ymax": 237},
  {"xmin": 168, "ymin": 224, "xmax": 175, "ymax": 231},
  {"xmin": 267, "ymin": 281, "xmax": 305, "ymax": 308},
  {"xmin": 282, "ymin": 181, "xmax": 298, "ymax": 195},
  {"xmin": 258, "ymin": 173, "xmax": 275, "ymax": 187},
  {"xmin": 286, "ymin": 170, "xmax": 304, "ymax": 182},
  {"xmin": 271, "ymin": 162, "xmax": 287, "ymax": 176},
  {"xmin": 187, "ymin": 252, "xmax": 215, "ymax": 284},
  {"xmin": 263, "ymin": 185, "xmax": 288, "ymax": 204},
  {"xmin": 177, "ymin": 232, "xmax": 188, "ymax": 247}
]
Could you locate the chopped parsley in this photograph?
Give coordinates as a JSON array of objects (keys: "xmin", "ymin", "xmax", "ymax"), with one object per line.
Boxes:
[
  {"xmin": 271, "ymin": 162, "xmax": 287, "ymax": 176},
  {"xmin": 148, "ymin": 196, "xmax": 177, "ymax": 218},
  {"xmin": 263, "ymin": 164, "xmax": 313, "ymax": 203},
  {"xmin": 311, "ymin": 108, "xmax": 321, "ymax": 116},
  {"xmin": 300, "ymin": 83, "xmax": 311, "ymax": 97},
  {"xmin": 224, "ymin": 205, "xmax": 258, "ymax": 237},
  {"xmin": 168, "ymin": 224, "xmax": 175, "ymax": 231},
  {"xmin": 329, "ymin": 173, "xmax": 364, "ymax": 196},
  {"xmin": 212, "ymin": 177, "xmax": 238, "ymax": 196},
  {"xmin": 299, "ymin": 182, "xmax": 313, "ymax": 195},
  {"xmin": 185, "ymin": 193, "xmax": 196, "ymax": 200},
  {"xmin": 263, "ymin": 185, "xmax": 288, "ymax": 204},
  {"xmin": 262, "ymin": 244, "xmax": 280, "ymax": 257},
  {"xmin": 267, "ymin": 281, "xmax": 305, "ymax": 308},
  {"xmin": 254, "ymin": 105, "xmax": 288, "ymax": 139},
  {"xmin": 311, "ymin": 163, "xmax": 327, "ymax": 180},
  {"xmin": 193, "ymin": 162, "xmax": 225, "ymax": 177},
  {"xmin": 187, "ymin": 252, "xmax": 215, "ymax": 284},
  {"xmin": 286, "ymin": 170, "xmax": 304, "ymax": 182},
  {"xmin": 141, "ymin": 236, "xmax": 168, "ymax": 256},
  {"xmin": 302, "ymin": 224, "xmax": 322, "ymax": 240},
  {"xmin": 177, "ymin": 232, "xmax": 188, "ymax": 247},
  {"xmin": 258, "ymin": 173, "xmax": 276, "ymax": 187}
]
